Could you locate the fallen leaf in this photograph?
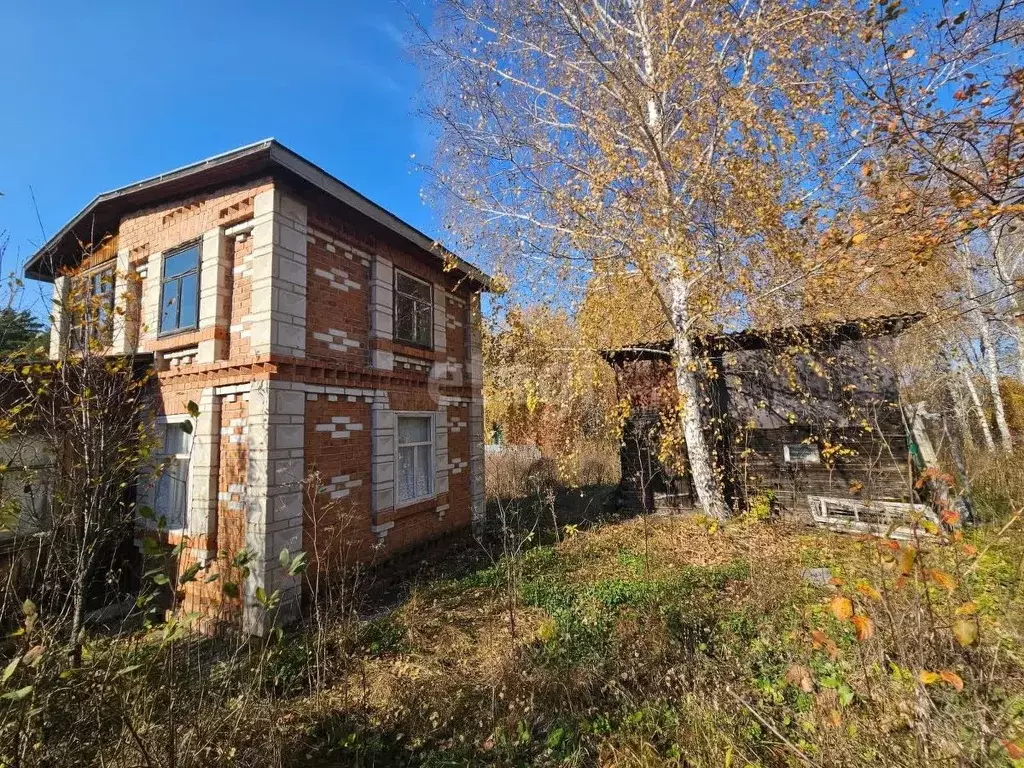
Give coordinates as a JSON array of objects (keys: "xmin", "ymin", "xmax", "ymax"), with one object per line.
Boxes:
[
  {"xmin": 928, "ymin": 569, "xmax": 958, "ymax": 591},
  {"xmin": 810, "ymin": 629, "xmax": 840, "ymax": 660},
  {"xmin": 830, "ymin": 596, "xmax": 853, "ymax": 622},
  {"xmin": 953, "ymin": 618, "xmax": 978, "ymax": 647},
  {"xmin": 852, "ymin": 614, "xmax": 874, "ymax": 642},
  {"xmin": 939, "ymin": 670, "xmax": 964, "ymax": 692},
  {"xmin": 899, "ymin": 546, "xmax": 917, "ymax": 576},
  {"xmin": 1003, "ymin": 740, "xmax": 1024, "ymax": 760},
  {"xmin": 918, "ymin": 670, "xmax": 939, "ymax": 685},
  {"xmin": 785, "ymin": 665, "xmax": 814, "ymax": 692},
  {"xmin": 851, "ymin": 232, "xmax": 868, "ymax": 245},
  {"xmin": 955, "ymin": 602, "xmax": 977, "ymax": 617},
  {"xmin": 855, "ymin": 581, "xmax": 881, "ymax": 601},
  {"xmin": 940, "ymin": 509, "xmax": 961, "ymax": 526}
]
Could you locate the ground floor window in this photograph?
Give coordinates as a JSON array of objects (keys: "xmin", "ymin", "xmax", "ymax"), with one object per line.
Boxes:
[
  {"xmin": 397, "ymin": 415, "xmax": 433, "ymax": 504},
  {"xmin": 155, "ymin": 418, "xmax": 193, "ymax": 529}
]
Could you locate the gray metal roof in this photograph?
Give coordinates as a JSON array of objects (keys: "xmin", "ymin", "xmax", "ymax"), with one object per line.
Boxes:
[{"xmin": 23, "ymin": 139, "xmax": 492, "ymax": 289}]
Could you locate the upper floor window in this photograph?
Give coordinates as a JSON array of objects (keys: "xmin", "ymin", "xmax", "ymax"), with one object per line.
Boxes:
[
  {"xmin": 159, "ymin": 244, "xmax": 200, "ymax": 335},
  {"xmin": 394, "ymin": 270, "xmax": 432, "ymax": 347},
  {"xmin": 70, "ymin": 265, "xmax": 115, "ymax": 350}
]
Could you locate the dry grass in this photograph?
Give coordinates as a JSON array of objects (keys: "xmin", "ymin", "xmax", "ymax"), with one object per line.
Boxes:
[
  {"xmin": 267, "ymin": 512, "xmax": 1024, "ymax": 766},
  {"xmin": 5, "ymin": 511, "xmax": 1021, "ymax": 766}
]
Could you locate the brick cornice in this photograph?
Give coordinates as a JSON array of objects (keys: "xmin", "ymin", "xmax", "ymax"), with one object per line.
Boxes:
[{"xmin": 155, "ymin": 353, "xmax": 476, "ymax": 396}]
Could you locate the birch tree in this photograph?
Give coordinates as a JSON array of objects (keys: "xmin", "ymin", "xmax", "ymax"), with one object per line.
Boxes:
[
  {"xmin": 416, "ymin": 0, "xmax": 862, "ymax": 518},
  {"xmin": 850, "ymin": 0, "xmax": 1024, "ymax": 449}
]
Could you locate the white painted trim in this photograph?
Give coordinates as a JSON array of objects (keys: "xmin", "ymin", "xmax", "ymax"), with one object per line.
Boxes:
[
  {"xmin": 152, "ymin": 415, "xmax": 195, "ymax": 534},
  {"xmin": 394, "ymin": 411, "xmax": 436, "ymax": 508}
]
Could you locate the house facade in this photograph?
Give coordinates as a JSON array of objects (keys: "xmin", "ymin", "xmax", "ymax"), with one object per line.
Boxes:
[
  {"xmin": 603, "ymin": 314, "xmax": 924, "ymax": 519},
  {"xmin": 24, "ymin": 140, "xmax": 490, "ymax": 632}
]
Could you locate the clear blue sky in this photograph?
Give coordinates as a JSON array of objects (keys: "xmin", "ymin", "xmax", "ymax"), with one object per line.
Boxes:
[{"xmin": 0, "ymin": 0, "xmax": 434, "ymax": 315}]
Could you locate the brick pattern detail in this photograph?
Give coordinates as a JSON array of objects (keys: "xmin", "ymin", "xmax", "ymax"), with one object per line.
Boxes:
[
  {"xmin": 163, "ymin": 346, "xmax": 199, "ymax": 369},
  {"xmin": 312, "ymin": 411, "xmax": 366, "ymax": 440},
  {"xmin": 217, "ymin": 394, "xmax": 250, "ymax": 556},
  {"xmin": 304, "ymin": 394, "xmax": 377, "ymax": 564},
  {"xmin": 176, "ymin": 392, "xmax": 249, "ymax": 624},
  {"xmin": 120, "ymin": 184, "xmax": 267, "ymax": 262},
  {"xmin": 305, "ymin": 214, "xmax": 371, "ymax": 366},
  {"xmin": 444, "ymin": 294, "xmax": 468, "ymax": 384},
  {"xmin": 445, "ymin": 400, "xmax": 472, "ymax": 526},
  {"xmin": 228, "ymin": 235, "xmax": 254, "ymax": 358},
  {"xmin": 394, "ymin": 354, "xmax": 432, "ymax": 374}
]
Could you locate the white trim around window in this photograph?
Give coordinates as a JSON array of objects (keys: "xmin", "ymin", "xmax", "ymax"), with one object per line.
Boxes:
[
  {"xmin": 152, "ymin": 415, "xmax": 195, "ymax": 532},
  {"xmin": 395, "ymin": 411, "xmax": 435, "ymax": 507}
]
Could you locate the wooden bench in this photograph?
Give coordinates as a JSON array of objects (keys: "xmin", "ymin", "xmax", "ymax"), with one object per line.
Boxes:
[{"xmin": 807, "ymin": 495, "xmax": 937, "ymax": 540}]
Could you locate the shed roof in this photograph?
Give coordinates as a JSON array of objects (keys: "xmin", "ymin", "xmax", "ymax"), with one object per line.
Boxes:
[
  {"xmin": 600, "ymin": 312, "xmax": 925, "ymax": 365},
  {"xmin": 23, "ymin": 139, "xmax": 492, "ymax": 289}
]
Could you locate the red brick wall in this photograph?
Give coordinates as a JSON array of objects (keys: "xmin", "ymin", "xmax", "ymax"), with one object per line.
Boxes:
[
  {"xmin": 217, "ymin": 394, "xmax": 249, "ymax": 560},
  {"xmin": 302, "ymin": 392, "xmax": 376, "ymax": 566},
  {"xmin": 444, "ymin": 401, "xmax": 472, "ymax": 533},
  {"xmin": 120, "ymin": 181, "xmax": 270, "ymax": 269},
  {"xmin": 228, "ymin": 235, "xmax": 253, "ymax": 360},
  {"xmin": 173, "ymin": 392, "xmax": 248, "ymax": 624}
]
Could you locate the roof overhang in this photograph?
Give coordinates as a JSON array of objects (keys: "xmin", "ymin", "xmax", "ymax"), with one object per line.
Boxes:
[
  {"xmin": 601, "ymin": 312, "xmax": 926, "ymax": 366},
  {"xmin": 23, "ymin": 139, "xmax": 492, "ymax": 290}
]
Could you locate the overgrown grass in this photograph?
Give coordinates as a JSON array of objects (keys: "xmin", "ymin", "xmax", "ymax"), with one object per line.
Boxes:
[
  {"xmin": 4, "ymin": 513, "xmax": 1023, "ymax": 766},
  {"xmin": 272, "ymin": 514, "xmax": 1024, "ymax": 766}
]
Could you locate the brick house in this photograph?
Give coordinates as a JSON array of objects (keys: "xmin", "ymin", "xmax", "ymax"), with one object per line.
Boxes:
[{"xmin": 24, "ymin": 139, "xmax": 490, "ymax": 632}]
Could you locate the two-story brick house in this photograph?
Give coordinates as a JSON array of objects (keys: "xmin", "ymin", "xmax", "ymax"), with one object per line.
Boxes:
[{"xmin": 24, "ymin": 140, "xmax": 490, "ymax": 632}]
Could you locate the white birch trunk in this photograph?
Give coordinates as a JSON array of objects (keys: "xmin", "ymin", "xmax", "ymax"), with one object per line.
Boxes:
[
  {"xmin": 948, "ymin": 380, "xmax": 976, "ymax": 452},
  {"xmin": 976, "ymin": 311, "xmax": 1013, "ymax": 451},
  {"xmin": 669, "ymin": 275, "xmax": 730, "ymax": 519},
  {"xmin": 1013, "ymin": 321, "xmax": 1024, "ymax": 384},
  {"xmin": 962, "ymin": 367, "xmax": 996, "ymax": 451}
]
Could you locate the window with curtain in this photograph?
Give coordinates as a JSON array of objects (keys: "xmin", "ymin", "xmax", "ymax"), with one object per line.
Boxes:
[
  {"xmin": 159, "ymin": 244, "xmax": 200, "ymax": 335},
  {"xmin": 155, "ymin": 419, "xmax": 193, "ymax": 530},
  {"xmin": 393, "ymin": 270, "xmax": 432, "ymax": 347},
  {"xmin": 397, "ymin": 415, "xmax": 433, "ymax": 504}
]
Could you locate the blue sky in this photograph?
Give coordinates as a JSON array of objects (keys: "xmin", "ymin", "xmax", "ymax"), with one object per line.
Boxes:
[{"xmin": 0, "ymin": 0, "xmax": 435, "ymax": 315}]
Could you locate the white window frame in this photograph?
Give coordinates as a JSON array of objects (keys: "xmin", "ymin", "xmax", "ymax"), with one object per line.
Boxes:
[
  {"xmin": 153, "ymin": 415, "xmax": 194, "ymax": 532},
  {"xmin": 783, "ymin": 443, "xmax": 820, "ymax": 464},
  {"xmin": 395, "ymin": 412, "xmax": 435, "ymax": 507}
]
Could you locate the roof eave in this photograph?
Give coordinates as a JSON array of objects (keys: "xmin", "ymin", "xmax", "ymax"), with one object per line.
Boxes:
[{"xmin": 22, "ymin": 139, "xmax": 492, "ymax": 290}]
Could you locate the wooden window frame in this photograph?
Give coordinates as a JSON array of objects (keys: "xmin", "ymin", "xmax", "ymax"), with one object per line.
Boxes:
[
  {"xmin": 153, "ymin": 415, "xmax": 194, "ymax": 532},
  {"xmin": 393, "ymin": 269, "xmax": 433, "ymax": 349},
  {"xmin": 158, "ymin": 242, "xmax": 202, "ymax": 337},
  {"xmin": 69, "ymin": 261, "xmax": 116, "ymax": 350}
]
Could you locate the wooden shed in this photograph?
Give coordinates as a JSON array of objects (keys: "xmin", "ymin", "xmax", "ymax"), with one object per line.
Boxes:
[{"xmin": 602, "ymin": 313, "xmax": 925, "ymax": 519}]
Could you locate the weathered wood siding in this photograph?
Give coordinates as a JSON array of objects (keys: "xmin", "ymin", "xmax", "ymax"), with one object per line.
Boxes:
[{"xmin": 612, "ymin": 333, "xmax": 915, "ymax": 517}]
